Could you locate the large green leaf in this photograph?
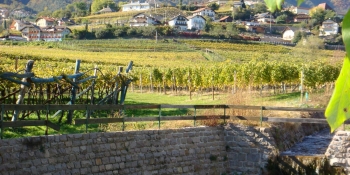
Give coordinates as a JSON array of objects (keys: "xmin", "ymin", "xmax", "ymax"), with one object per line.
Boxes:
[
  {"xmin": 264, "ymin": 0, "xmax": 305, "ymax": 12},
  {"xmin": 326, "ymin": 56, "xmax": 350, "ymax": 132},
  {"xmin": 343, "ymin": 9, "xmax": 350, "ymax": 57},
  {"xmin": 297, "ymin": 0, "xmax": 304, "ymax": 6},
  {"xmin": 325, "ymin": 9, "xmax": 350, "ymax": 132}
]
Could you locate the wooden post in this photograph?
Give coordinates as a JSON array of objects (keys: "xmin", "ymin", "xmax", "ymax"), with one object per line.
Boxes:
[
  {"xmin": 300, "ymin": 70, "xmax": 304, "ymax": 104},
  {"xmin": 88, "ymin": 65, "xmax": 97, "ymax": 119},
  {"xmin": 1, "ymin": 105, "xmax": 4, "ymax": 139},
  {"xmin": 212, "ymin": 76, "xmax": 214, "ymax": 100},
  {"xmin": 163, "ymin": 75, "xmax": 166, "ymax": 95},
  {"xmin": 67, "ymin": 60, "xmax": 81, "ymax": 124},
  {"xmin": 150, "ymin": 72, "xmax": 153, "ymax": 93},
  {"xmin": 15, "ymin": 57, "xmax": 18, "ymax": 71},
  {"xmin": 12, "ymin": 60, "xmax": 34, "ymax": 121},
  {"xmin": 140, "ymin": 73, "xmax": 143, "ymax": 93},
  {"xmin": 233, "ymin": 70, "xmax": 236, "ymax": 94}
]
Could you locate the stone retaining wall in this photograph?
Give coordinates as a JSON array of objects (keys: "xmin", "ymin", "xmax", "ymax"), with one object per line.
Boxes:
[
  {"xmin": 0, "ymin": 124, "xmax": 279, "ymax": 175},
  {"xmin": 326, "ymin": 131, "xmax": 350, "ymax": 174}
]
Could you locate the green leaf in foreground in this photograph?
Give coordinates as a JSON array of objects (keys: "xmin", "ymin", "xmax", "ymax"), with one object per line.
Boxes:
[
  {"xmin": 325, "ymin": 56, "xmax": 350, "ymax": 132},
  {"xmin": 343, "ymin": 9, "xmax": 350, "ymax": 57},
  {"xmin": 297, "ymin": 0, "xmax": 304, "ymax": 6}
]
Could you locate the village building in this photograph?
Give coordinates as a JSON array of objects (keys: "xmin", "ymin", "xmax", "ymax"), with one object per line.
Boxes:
[
  {"xmin": 293, "ymin": 14, "xmax": 311, "ymax": 23},
  {"xmin": 0, "ymin": 8, "xmax": 9, "ymax": 18},
  {"xmin": 129, "ymin": 13, "xmax": 161, "ymax": 27},
  {"xmin": 10, "ymin": 20, "xmax": 32, "ymax": 31},
  {"xmin": 289, "ymin": 6, "xmax": 310, "ymax": 15},
  {"xmin": 319, "ymin": 19, "xmax": 339, "ymax": 36},
  {"xmin": 255, "ymin": 12, "xmax": 275, "ymax": 24},
  {"xmin": 20, "ymin": 25, "xmax": 71, "ymax": 41},
  {"xmin": 168, "ymin": 15, "xmax": 188, "ymax": 31},
  {"xmin": 36, "ymin": 17, "xmax": 55, "ymax": 27},
  {"xmin": 96, "ymin": 6, "xmax": 115, "ymax": 14},
  {"xmin": 218, "ymin": 16, "xmax": 233, "ymax": 22},
  {"xmin": 122, "ymin": 1, "xmax": 151, "ymax": 12},
  {"xmin": 192, "ymin": 8, "xmax": 215, "ymax": 21},
  {"xmin": 282, "ymin": 26, "xmax": 307, "ymax": 40},
  {"xmin": 187, "ymin": 15, "xmax": 206, "ymax": 30}
]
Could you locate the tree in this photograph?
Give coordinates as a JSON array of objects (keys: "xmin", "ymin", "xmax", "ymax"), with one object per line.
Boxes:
[
  {"xmin": 252, "ymin": 3, "xmax": 267, "ymax": 14},
  {"xmin": 37, "ymin": 9, "xmax": 52, "ymax": 17},
  {"xmin": 292, "ymin": 31, "xmax": 303, "ymax": 43},
  {"xmin": 276, "ymin": 14, "xmax": 287, "ymax": 24},
  {"xmin": 204, "ymin": 16, "xmax": 213, "ymax": 32},
  {"xmin": 52, "ymin": 9, "xmax": 72, "ymax": 18},
  {"xmin": 310, "ymin": 8, "xmax": 326, "ymax": 25},
  {"xmin": 207, "ymin": 2, "xmax": 220, "ymax": 11},
  {"xmin": 324, "ymin": 10, "xmax": 336, "ymax": 20},
  {"xmin": 91, "ymin": 0, "xmax": 116, "ymax": 13}
]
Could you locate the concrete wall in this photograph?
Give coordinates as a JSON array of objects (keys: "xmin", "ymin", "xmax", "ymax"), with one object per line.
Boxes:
[{"xmin": 0, "ymin": 124, "xmax": 278, "ymax": 175}]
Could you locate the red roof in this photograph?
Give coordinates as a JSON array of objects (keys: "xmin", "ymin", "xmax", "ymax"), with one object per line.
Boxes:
[
  {"xmin": 192, "ymin": 7, "xmax": 211, "ymax": 13},
  {"xmin": 317, "ymin": 3, "xmax": 333, "ymax": 11}
]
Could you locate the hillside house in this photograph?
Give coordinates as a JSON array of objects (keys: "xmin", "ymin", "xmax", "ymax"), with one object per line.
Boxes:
[
  {"xmin": 168, "ymin": 15, "xmax": 188, "ymax": 31},
  {"xmin": 255, "ymin": 13, "xmax": 275, "ymax": 24},
  {"xmin": 10, "ymin": 20, "xmax": 32, "ymax": 31},
  {"xmin": 20, "ymin": 25, "xmax": 71, "ymax": 41},
  {"xmin": 36, "ymin": 17, "xmax": 55, "ymax": 27},
  {"xmin": 129, "ymin": 13, "xmax": 161, "ymax": 27},
  {"xmin": 0, "ymin": 8, "xmax": 9, "ymax": 18},
  {"xmin": 122, "ymin": 1, "xmax": 150, "ymax": 12},
  {"xmin": 57, "ymin": 18, "xmax": 75, "ymax": 26},
  {"xmin": 10, "ymin": 10, "xmax": 31, "ymax": 18},
  {"xmin": 97, "ymin": 6, "xmax": 115, "ymax": 14},
  {"xmin": 289, "ymin": 6, "xmax": 310, "ymax": 15},
  {"xmin": 282, "ymin": 26, "xmax": 306, "ymax": 40},
  {"xmin": 245, "ymin": 22, "xmax": 265, "ymax": 33},
  {"xmin": 218, "ymin": 16, "xmax": 233, "ymax": 22},
  {"xmin": 192, "ymin": 8, "xmax": 215, "ymax": 21},
  {"xmin": 293, "ymin": 14, "xmax": 310, "ymax": 23},
  {"xmin": 187, "ymin": 15, "xmax": 206, "ymax": 30},
  {"xmin": 319, "ymin": 19, "xmax": 339, "ymax": 36}
]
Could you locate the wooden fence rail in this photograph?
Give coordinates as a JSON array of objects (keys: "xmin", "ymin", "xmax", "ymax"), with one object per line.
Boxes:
[{"xmin": 0, "ymin": 104, "xmax": 339, "ymax": 139}]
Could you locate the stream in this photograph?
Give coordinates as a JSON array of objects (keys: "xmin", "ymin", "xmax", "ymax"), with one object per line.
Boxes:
[{"xmin": 280, "ymin": 128, "xmax": 334, "ymax": 156}]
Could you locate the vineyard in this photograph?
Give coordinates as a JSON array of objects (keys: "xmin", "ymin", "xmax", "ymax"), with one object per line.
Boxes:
[
  {"xmin": 0, "ymin": 39, "xmax": 344, "ymax": 94},
  {"xmin": 0, "ymin": 38, "xmax": 345, "ymax": 137}
]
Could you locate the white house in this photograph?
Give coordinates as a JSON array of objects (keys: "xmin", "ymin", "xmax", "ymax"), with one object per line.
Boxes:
[
  {"xmin": 282, "ymin": 26, "xmax": 306, "ymax": 40},
  {"xmin": 129, "ymin": 13, "xmax": 161, "ymax": 27},
  {"xmin": 168, "ymin": 15, "xmax": 188, "ymax": 31},
  {"xmin": 10, "ymin": 20, "xmax": 32, "ymax": 31},
  {"xmin": 255, "ymin": 12, "xmax": 275, "ymax": 24},
  {"xmin": 187, "ymin": 15, "xmax": 206, "ymax": 30},
  {"xmin": 20, "ymin": 25, "xmax": 71, "ymax": 41},
  {"xmin": 0, "ymin": 8, "xmax": 9, "ymax": 18},
  {"xmin": 319, "ymin": 19, "xmax": 339, "ymax": 36},
  {"xmin": 289, "ymin": 6, "xmax": 310, "ymax": 15},
  {"xmin": 36, "ymin": 17, "xmax": 55, "ymax": 27},
  {"xmin": 122, "ymin": 1, "xmax": 150, "ymax": 12},
  {"xmin": 192, "ymin": 8, "xmax": 215, "ymax": 21}
]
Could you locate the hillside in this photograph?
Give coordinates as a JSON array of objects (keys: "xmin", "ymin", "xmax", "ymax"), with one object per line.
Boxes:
[
  {"xmin": 1, "ymin": 0, "xmax": 348, "ymax": 14},
  {"xmin": 284, "ymin": 0, "xmax": 349, "ymax": 12}
]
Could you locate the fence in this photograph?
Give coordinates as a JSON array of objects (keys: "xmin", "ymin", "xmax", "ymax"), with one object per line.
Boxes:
[{"xmin": 1, "ymin": 104, "xmax": 341, "ymax": 139}]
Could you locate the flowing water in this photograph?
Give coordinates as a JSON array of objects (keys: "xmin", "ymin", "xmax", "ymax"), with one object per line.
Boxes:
[{"xmin": 280, "ymin": 128, "xmax": 334, "ymax": 156}]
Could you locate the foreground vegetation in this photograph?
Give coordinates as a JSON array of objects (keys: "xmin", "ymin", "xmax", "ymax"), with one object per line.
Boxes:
[{"xmin": 0, "ymin": 38, "xmax": 345, "ymax": 138}]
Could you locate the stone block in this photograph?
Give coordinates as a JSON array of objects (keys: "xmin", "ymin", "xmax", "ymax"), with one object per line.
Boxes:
[
  {"xmin": 106, "ymin": 164, "xmax": 113, "ymax": 171},
  {"xmin": 99, "ymin": 165, "xmax": 106, "ymax": 172},
  {"xmin": 92, "ymin": 166, "xmax": 99, "ymax": 173},
  {"xmin": 80, "ymin": 168, "xmax": 89, "ymax": 174}
]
